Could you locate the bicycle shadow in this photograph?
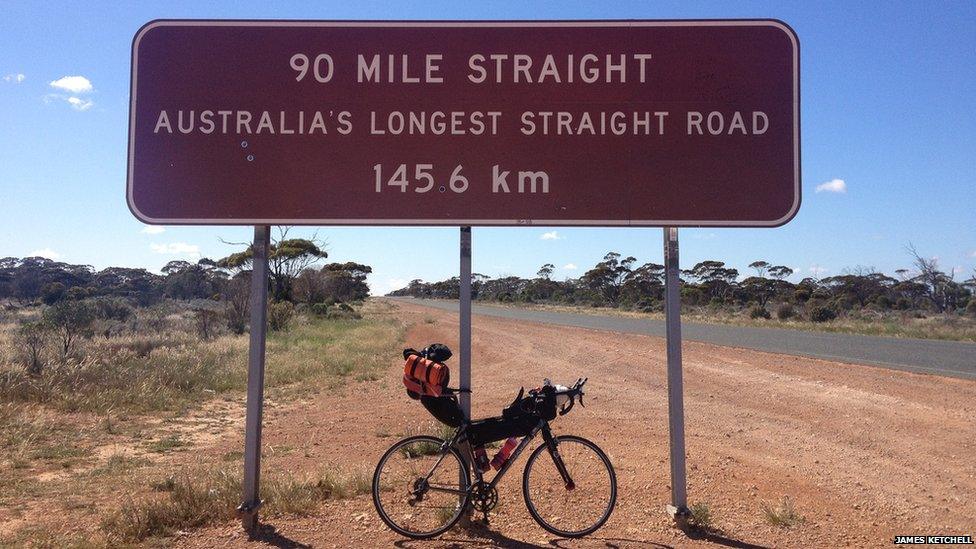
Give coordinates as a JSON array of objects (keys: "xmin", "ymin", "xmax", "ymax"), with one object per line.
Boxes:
[
  {"xmin": 551, "ymin": 538, "xmax": 675, "ymax": 549},
  {"xmin": 394, "ymin": 519, "xmax": 547, "ymax": 548},
  {"xmin": 394, "ymin": 521, "xmax": 676, "ymax": 549},
  {"xmin": 394, "ymin": 524, "xmax": 768, "ymax": 549}
]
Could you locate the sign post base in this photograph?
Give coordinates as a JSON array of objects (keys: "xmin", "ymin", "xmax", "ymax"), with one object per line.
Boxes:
[{"xmin": 666, "ymin": 504, "xmax": 691, "ymax": 530}]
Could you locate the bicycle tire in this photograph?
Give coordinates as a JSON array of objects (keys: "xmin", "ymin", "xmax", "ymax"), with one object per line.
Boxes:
[
  {"xmin": 372, "ymin": 435, "xmax": 470, "ymax": 539},
  {"xmin": 522, "ymin": 434, "xmax": 617, "ymax": 538}
]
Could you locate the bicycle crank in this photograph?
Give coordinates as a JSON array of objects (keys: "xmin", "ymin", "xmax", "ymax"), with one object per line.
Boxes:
[{"xmin": 469, "ymin": 481, "xmax": 498, "ymax": 522}]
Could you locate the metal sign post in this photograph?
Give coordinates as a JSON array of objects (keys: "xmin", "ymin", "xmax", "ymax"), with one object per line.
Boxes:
[
  {"xmin": 459, "ymin": 227, "xmax": 472, "ymax": 419},
  {"xmin": 663, "ymin": 227, "xmax": 690, "ymax": 526},
  {"xmin": 458, "ymin": 227, "xmax": 473, "ymax": 519},
  {"xmin": 239, "ymin": 225, "xmax": 270, "ymax": 534}
]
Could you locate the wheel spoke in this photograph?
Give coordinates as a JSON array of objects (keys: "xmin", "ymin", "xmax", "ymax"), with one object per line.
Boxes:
[
  {"xmin": 372, "ymin": 436, "xmax": 469, "ymax": 539},
  {"xmin": 523, "ymin": 436, "xmax": 617, "ymax": 537}
]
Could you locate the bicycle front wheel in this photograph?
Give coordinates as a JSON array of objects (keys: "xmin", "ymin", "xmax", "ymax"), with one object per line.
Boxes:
[
  {"xmin": 372, "ymin": 435, "xmax": 470, "ymax": 539},
  {"xmin": 522, "ymin": 435, "xmax": 617, "ymax": 538}
]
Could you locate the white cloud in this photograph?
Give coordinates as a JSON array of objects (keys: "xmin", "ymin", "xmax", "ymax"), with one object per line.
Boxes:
[
  {"xmin": 540, "ymin": 231, "xmax": 563, "ymax": 241},
  {"xmin": 141, "ymin": 225, "xmax": 165, "ymax": 235},
  {"xmin": 3, "ymin": 73, "xmax": 25, "ymax": 83},
  {"xmin": 815, "ymin": 178, "xmax": 847, "ymax": 193},
  {"xmin": 808, "ymin": 265, "xmax": 829, "ymax": 276},
  {"xmin": 66, "ymin": 96, "xmax": 94, "ymax": 111},
  {"xmin": 49, "ymin": 75, "xmax": 93, "ymax": 94},
  {"xmin": 150, "ymin": 242, "xmax": 201, "ymax": 258},
  {"xmin": 28, "ymin": 248, "xmax": 62, "ymax": 260},
  {"xmin": 46, "ymin": 75, "xmax": 95, "ymax": 110},
  {"xmin": 563, "ymin": 263, "xmax": 578, "ymax": 270}
]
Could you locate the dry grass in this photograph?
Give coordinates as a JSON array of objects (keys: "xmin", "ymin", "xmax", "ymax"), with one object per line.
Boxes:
[
  {"xmin": 0, "ymin": 299, "xmax": 403, "ymax": 546},
  {"xmin": 688, "ymin": 501, "xmax": 714, "ymax": 530},
  {"xmin": 0, "ymin": 300, "xmax": 402, "ymax": 415},
  {"xmin": 101, "ymin": 466, "xmax": 372, "ymax": 542},
  {"xmin": 761, "ymin": 495, "xmax": 804, "ymax": 528}
]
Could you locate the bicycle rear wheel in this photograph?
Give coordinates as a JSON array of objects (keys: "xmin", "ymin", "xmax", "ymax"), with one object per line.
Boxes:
[
  {"xmin": 522, "ymin": 435, "xmax": 617, "ymax": 538},
  {"xmin": 372, "ymin": 435, "xmax": 470, "ymax": 539}
]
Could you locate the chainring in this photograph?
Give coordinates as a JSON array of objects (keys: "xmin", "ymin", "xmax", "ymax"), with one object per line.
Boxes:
[{"xmin": 469, "ymin": 481, "xmax": 498, "ymax": 513}]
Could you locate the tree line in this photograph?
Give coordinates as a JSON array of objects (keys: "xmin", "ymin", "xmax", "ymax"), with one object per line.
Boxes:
[
  {"xmin": 389, "ymin": 248, "xmax": 976, "ymax": 322},
  {"xmin": 1, "ymin": 230, "xmax": 372, "ymax": 359}
]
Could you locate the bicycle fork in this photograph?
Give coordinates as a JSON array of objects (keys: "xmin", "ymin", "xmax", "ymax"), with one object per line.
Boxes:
[{"xmin": 541, "ymin": 423, "xmax": 576, "ymax": 490}]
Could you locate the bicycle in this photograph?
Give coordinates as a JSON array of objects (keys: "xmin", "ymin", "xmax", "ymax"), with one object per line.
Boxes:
[{"xmin": 372, "ymin": 377, "xmax": 617, "ymax": 539}]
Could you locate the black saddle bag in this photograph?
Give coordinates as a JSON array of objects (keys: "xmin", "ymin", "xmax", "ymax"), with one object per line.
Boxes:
[{"xmin": 421, "ymin": 395, "xmax": 466, "ymax": 428}]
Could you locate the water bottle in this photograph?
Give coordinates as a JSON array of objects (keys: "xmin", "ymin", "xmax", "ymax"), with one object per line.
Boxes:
[
  {"xmin": 473, "ymin": 446, "xmax": 490, "ymax": 473},
  {"xmin": 490, "ymin": 437, "xmax": 519, "ymax": 471}
]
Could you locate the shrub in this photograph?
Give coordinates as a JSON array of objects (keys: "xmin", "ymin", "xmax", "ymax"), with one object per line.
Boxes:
[
  {"xmin": 809, "ymin": 306, "xmax": 836, "ymax": 323},
  {"xmin": 635, "ymin": 299, "xmax": 659, "ymax": 312},
  {"xmin": 43, "ymin": 300, "xmax": 96, "ymax": 361},
  {"xmin": 761, "ymin": 495, "xmax": 804, "ymax": 528},
  {"xmin": 16, "ymin": 321, "xmax": 49, "ymax": 375},
  {"xmin": 895, "ymin": 297, "xmax": 912, "ymax": 310},
  {"xmin": 222, "ymin": 277, "xmax": 250, "ymax": 334},
  {"xmin": 776, "ymin": 303, "xmax": 795, "ymax": 320},
  {"xmin": 268, "ymin": 301, "xmax": 295, "ymax": 332},
  {"xmin": 310, "ymin": 303, "xmax": 330, "ymax": 317},
  {"xmin": 65, "ymin": 286, "xmax": 92, "ymax": 301},
  {"xmin": 194, "ymin": 308, "xmax": 221, "ymax": 340},
  {"xmin": 326, "ymin": 308, "xmax": 362, "ymax": 320},
  {"xmin": 749, "ymin": 306, "xmax": 771, "ymax": 319},
  {"xmin": 91, "ymin": 297, "xmax": 135, "ymax": 323},
  {"xmin": 792, "ymin": 288, "xmax": 811, "ymax": 303},
  {"xmin": 688, "ymin": 501, "xmax": 713, "ymax": 530},
  {"xmin": 966, "ymin": 299, "xmax": 976, "ymax": 318}
]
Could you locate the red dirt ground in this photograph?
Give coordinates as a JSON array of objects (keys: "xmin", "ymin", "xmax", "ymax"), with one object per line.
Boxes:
[{"xmin": 176, "ymin": 300, "xmax": 976, "ymax": 548}]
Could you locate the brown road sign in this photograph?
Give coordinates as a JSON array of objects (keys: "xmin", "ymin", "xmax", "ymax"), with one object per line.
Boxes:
[{"xmin": 127, "ymin": 20, "xmax": 800, "ymax": 227}]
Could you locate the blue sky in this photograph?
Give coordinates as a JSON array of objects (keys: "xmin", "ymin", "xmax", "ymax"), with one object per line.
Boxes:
[{"xmin": 1, "ymin": 1, "xmax": 973, "ymax": 295}]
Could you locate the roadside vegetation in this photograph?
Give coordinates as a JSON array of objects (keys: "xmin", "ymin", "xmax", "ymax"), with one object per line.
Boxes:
[
  {"xmin": 101, "ymin": 466, "xmax": 372, "ymax": 542},
  {"xmin": 688, "ymin": 501, "xmax": 714, "ymax": 531},
  {"xmin": 0, "ymin": 227, "xmax": 402, "ymax": 545},
  {"xmin": 390, "ymin": 246, "xmax": 976, "ymax": 342},
  {"xmin": 761, "ymin": 496, "xmax": 805, "ymax": 528}
]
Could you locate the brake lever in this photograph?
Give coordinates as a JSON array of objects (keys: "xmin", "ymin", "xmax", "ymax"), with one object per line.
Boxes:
[{"xmin": 558, "ymin": 394, "xmax": 575, "ymax": 416}]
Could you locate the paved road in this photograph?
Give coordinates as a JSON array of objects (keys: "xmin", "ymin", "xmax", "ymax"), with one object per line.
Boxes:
[{"xmin": 394, "ymin": 299, "xmax": 976, "ymax": 380}]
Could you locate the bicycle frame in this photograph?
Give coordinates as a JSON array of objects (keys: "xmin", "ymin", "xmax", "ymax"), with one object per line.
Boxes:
[{"xmin": 419, "ymin": 419, "xmax": 572, "ymax": 499}]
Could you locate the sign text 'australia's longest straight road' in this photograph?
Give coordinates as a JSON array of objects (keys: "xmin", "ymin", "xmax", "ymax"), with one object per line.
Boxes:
[{"xmin": 128, "ymin": 20, "xmax": 800, "ymax": 226}]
